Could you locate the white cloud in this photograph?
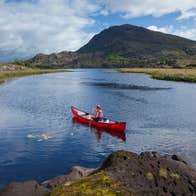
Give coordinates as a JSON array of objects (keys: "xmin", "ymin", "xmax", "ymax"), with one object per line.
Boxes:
[
  {"xmin": 148, "ymin": 25, "xmax": 196, "ymax": 41},
  {"xmin": 0, "ymin": 0, "xmax": 99, "ymax": 61},
  {"xmin": 100, "ymin": 9, "xmax": 109, "ymax": 16},
  {"xmin": 1, "ymin": 0, "xmax": 196, "ymax": 62},
  {"xmin": 177, "ymin": 9, "xmax": 196, "ymax": 20},
  {"xmin": 148, "ymin": 25, "xmax": 174, "ymax": 34},
  {"xmin": 101, "ymin": 0, "xmax": 196, "ymax": 18}
]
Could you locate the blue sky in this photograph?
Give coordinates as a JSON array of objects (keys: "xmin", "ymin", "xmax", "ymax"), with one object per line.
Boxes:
[{"xmin": 0, "ymin": 0, "xmax": 196, "ymax": 62}]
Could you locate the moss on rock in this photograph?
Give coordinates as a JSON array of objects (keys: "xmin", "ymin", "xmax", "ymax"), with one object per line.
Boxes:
[{"xmin": 51, "ymin": 171, "xmax": 135, "ymax": 196}]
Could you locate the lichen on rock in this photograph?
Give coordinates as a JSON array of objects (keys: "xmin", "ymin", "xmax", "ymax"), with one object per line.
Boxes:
[
  {"xmin": 51, "ymin": 171, "xmax": 133, "ymax": 196},
  {"xmin": 1, "ymin": 150, "xmax": 196, "ymax": 196}
]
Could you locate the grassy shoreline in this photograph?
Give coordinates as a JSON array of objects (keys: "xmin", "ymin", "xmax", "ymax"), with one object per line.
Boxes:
[
  {"xmin": 118, "ymin": 68, "xmax": 196, "ymax": 83},
  {"xmin": 0, "ymin": 69, "xmax": 67, "ymax": 84}
]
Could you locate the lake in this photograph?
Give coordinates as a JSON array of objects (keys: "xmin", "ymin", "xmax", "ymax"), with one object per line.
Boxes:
[{"xmin": 0, "ymin": 69, "xmax": 196, "ymax": 189}]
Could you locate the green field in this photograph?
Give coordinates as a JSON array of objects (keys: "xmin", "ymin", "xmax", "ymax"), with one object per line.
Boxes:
[
  {"xmin": 0, "ymin": 69, "xmax": 66, "ymax": 84},
  {"xmin": 118, "ymin": 68, "xmax": 196, "ymax": 83}
]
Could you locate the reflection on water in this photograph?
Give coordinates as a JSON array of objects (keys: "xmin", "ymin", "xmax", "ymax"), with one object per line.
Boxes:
[
  {"xmin": 72, "ymin": 117, "xmax": 126, "ymax": 142},
  {"xmin": 110, "ymin": 91, "xmax": 148, "ymax": 104},
  {"xmin": 81, "ymin": 82, "xmax": 172, "ymax": 90},
  {"xmin": 0, "ymin": 69, "xmax": 196, "ymax": 189}
]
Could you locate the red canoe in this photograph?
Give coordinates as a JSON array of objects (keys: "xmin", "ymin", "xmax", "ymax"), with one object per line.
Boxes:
[
  {"xmin": 71, "ymin": 106, "xmax": 126, "ymax": 132},
  {"xmin": 72, "ymin": 117, "xmax": 126, "ymax": 141}
]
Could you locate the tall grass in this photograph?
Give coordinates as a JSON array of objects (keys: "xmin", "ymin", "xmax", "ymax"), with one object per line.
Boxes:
[
  {"xmin": 118, "ymin": 68, "xmax": 196, "ymax": 83},
  {"xmin": 0, "ymin": 69, "xmax": 66, "ymax": 84}
]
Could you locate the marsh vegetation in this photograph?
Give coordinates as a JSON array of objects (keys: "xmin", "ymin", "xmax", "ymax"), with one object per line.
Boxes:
[{"xmin": 118, "ymin": 68, "xmax": 196, "ymax": 83}]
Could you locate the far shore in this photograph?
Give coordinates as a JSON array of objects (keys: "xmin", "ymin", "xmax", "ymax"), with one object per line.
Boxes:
[
  {"xmin": 0, "ymin": 69, "xmax": 67, "ymax": 85},
  {"xmin": 118, "ymin": 68, "xmax": 196, "ymax": 83},
  {"xmin": 2, "ymin": 67, "xmax": 196, "ymax": 85}
]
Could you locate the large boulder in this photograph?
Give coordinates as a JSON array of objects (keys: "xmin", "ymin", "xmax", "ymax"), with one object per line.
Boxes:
[
  {"xmin": 100, "ymin": 150, "xmax": 196, "ymax": 195},
  {"xmin": 52, "ymin": 150, "xmax": 196, "ymax": 195}
]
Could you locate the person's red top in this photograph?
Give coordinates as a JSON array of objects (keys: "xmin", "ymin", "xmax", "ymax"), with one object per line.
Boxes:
[{"xmin": 96, "ymin": 108, "xmax": 103, "ymax": 118}]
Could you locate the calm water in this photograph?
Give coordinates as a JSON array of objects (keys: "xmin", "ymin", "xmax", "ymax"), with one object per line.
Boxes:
[{"xmin": 0, "ymin": 69, "xmax": 196, "ymax": 189}]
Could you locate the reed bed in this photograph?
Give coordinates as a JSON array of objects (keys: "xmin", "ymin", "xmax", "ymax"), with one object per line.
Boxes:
[
  {"xmin": 118, "ymin": 68, "xmax": 196, "ymax": 83},
  {"xmin": 0, "ymin": 69, "xmax": 66, "ymax": 84}
]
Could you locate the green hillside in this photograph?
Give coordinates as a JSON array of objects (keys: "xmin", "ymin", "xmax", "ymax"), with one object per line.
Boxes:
[{"xmin": 23, "ymin": 24, "xmax": 196, "ymax": 68}]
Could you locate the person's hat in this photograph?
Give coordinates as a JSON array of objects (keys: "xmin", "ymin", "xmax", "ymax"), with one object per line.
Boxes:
[{"xmin": 97, "ymin": 104, "xmax": 101, "ymax": 108}]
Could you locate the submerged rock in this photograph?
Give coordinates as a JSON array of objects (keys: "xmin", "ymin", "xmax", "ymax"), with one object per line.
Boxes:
[
  {"xmin": 0, "ymin": 181, "xmax": 50, "ymax": 196},
  {"xmin": 1, "ymin": 151, "xmax": 196, "ymax": 196},
  {"xmin": 41, "ymin": 166, "xmax": 97, "ymax": 191},
  {"xmin": 27, "ymin": 133, "xmax": 52, "ymax": 141},
  {"xmin": 0, "ymin": 166, "xmax": 96, "ymax": 196}
]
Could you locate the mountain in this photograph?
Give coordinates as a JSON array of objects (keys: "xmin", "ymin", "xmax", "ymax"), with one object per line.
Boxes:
[
  {"xmin": 23, "ymin": 24, "xmax": 196, "ymax": 68},
  {"xmin": 79, "ymin": 24, "xmax": 196, "ymax": 58}
]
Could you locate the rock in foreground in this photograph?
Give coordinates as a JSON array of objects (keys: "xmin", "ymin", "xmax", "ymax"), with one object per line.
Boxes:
[
  {"xmin": 99, "ymin": 151, "xmax": 196, "ymax": 195},
  {"xmin": 1, "ymin": 150, "xmax": 196, "ymax": 196},
  {"xmin": 0, "ymin": 63, "xmax": 27, "ymax": 71}
]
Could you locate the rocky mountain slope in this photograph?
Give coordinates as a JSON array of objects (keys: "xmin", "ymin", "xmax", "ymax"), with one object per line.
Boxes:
[{"xmin": 0, "ymin": 63, "xmax": 27, "ymax": 71}]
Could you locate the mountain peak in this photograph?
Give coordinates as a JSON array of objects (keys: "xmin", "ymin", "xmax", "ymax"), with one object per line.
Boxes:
[
  {"xmin": 78, "ymin": 24, "xmax": 195, "ymax": 57},
  {"xmin": 26, "ymin": 24, "xmax": 196, "ymax": 68}
]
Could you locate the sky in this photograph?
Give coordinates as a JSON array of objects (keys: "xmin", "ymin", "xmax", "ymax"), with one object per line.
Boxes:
[{"xmin": 0, "ymin": 0, "xmax": 196, "ymax": 62}]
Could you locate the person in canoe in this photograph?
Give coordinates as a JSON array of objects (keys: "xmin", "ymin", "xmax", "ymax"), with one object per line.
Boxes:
[{"xmin": 94, "ymin": 104, "xmax": 104, "ymax": 121}]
